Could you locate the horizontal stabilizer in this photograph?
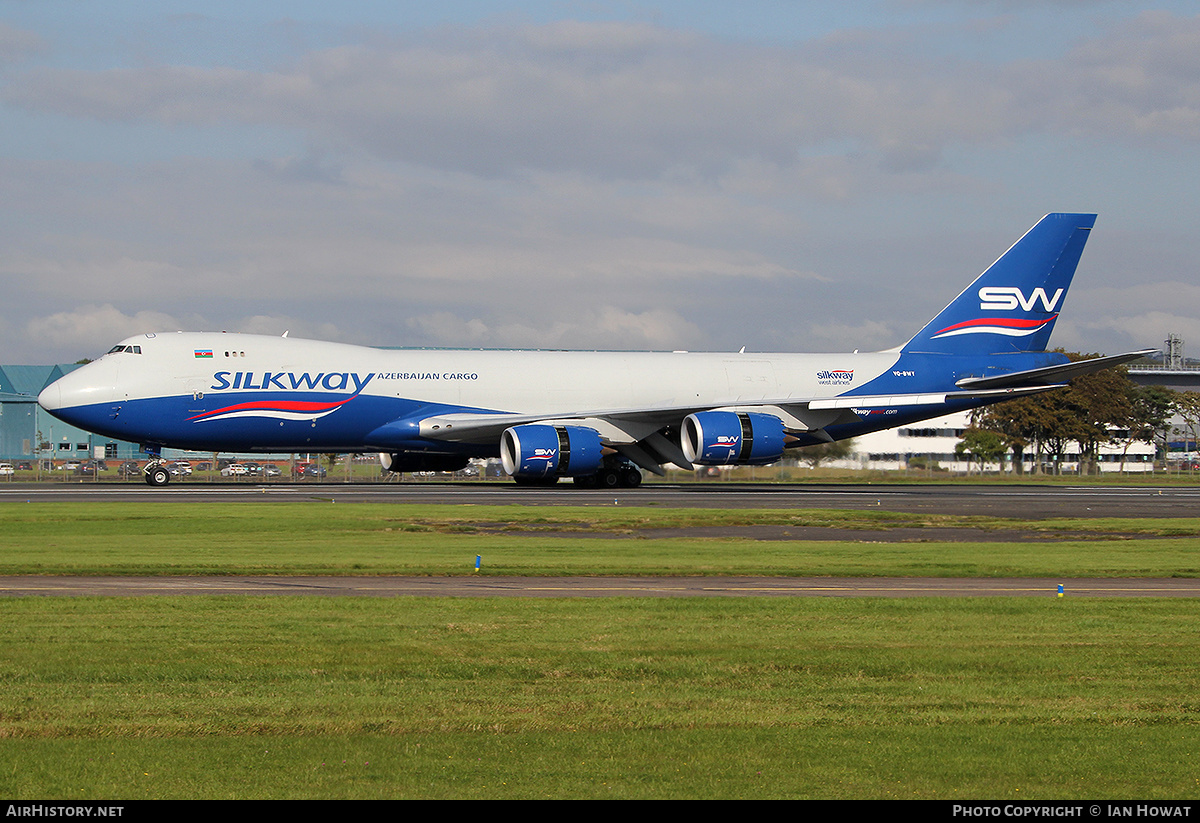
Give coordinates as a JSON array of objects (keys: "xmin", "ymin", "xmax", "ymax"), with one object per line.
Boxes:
[{"xmin": 954, "ymin": 349, "xmax": 1156, "ymax": 390}]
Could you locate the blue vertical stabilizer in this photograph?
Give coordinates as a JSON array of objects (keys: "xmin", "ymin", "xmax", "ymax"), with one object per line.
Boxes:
[{"xmin": 901, "ymin": 213, "xmax": 1097, "ymax": 355}]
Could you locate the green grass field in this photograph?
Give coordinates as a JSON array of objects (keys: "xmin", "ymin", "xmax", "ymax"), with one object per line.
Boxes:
[
  {"xmin": 2, "ymin": 501, "xmax": 1200, "ymax": 577},
  {"xmin": 1, "ymin": 501, "xmax": 1198, "ymax": 799}
]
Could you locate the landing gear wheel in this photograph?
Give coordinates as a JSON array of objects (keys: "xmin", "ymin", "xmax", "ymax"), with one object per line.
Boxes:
[
  {"xmin": 621, "ymin": 467, "xmax": 643, "ymax": 488},
  {"xmin": 598, "ymin": 468, "xmax": 622, "ymax": 489},
  {"xmin": 145, "ymin": 466, "xmax": 170, "ymax": 487}
]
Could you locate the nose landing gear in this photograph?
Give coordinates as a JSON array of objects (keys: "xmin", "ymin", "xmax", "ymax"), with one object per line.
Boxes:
[{"xmin": 143, "ymin": 458, "xmax": 171, "ymax": 487}]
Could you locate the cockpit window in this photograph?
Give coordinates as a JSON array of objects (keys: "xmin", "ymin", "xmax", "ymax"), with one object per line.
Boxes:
[
  {"xmin": 107, "ymin": 345, "xmax": 126, "ymax": 354},
  {"xmin": 106, "ymin": 345, "xmax": 143, "ymax": 355}
]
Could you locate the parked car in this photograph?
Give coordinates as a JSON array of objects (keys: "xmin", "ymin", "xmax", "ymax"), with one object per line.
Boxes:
[
  {"xmin": 0, "ymin": 463, "xmax": 14, "ymax": 476},
  {"xmin": 294, "ymin": 463, "xmax": 327, "ymax": 478},
  {"xmin": 221, "ymin": 463, "xmax": 249, "ymax": 476},
  {"xmin": 168, "ymin": 461, "xmax": 192, "ymax": 476},
  {"xmin": 118, "ymin": 461, "xmax": 141, "ymax": 478},
  {"xmin": 15, "ymin": 462, "xmax": 32, "ymax": 471}
]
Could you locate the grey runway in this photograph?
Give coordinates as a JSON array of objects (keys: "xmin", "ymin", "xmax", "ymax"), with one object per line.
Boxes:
[{"xmin": 3, "ymin": 480, "xmax": 1200, "ymax": 517}]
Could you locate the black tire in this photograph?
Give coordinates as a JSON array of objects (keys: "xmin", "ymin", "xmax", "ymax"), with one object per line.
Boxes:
[
  {"xmin": 621, "ymin": 467, "xmax": 643, "ymax": 488},
  {"xmin": 598, "ymin": 468, "xmax": 622, "ymax": 489},
  {"xmin": 145, "ymin": 467, "xmax": 170, "ymax": 487}
]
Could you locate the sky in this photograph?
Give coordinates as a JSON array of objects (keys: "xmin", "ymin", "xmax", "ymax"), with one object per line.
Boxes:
[{"xmin": 1, "ymin": 1, "xmax": 1198, "ymax": 364}]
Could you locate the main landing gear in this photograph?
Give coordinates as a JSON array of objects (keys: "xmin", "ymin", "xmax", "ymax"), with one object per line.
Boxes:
[
  {"xmin": 509, "ymin": 458, "xmax": 643, "ymax": 489},
  {"xmin": 572, "ymin": 462, "xmax": 643, "ymax": 489}
]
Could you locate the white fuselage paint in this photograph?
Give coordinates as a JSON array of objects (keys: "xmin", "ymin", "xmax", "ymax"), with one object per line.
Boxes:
[{"xmin": 50, "ymin": 331, "xmax": 902, "ymax": 416}]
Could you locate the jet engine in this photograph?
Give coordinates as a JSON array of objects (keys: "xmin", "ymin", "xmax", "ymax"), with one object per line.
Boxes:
[
  {"xmin": 378, "ymin": 452, "xmax": 470, "ymax": 473},
  {"xmin": 681, "ymin": 411, "xmax": 786, "ymax": 465},
  {"xmin": 500, "ymin": 424, "xmax": 605, "ymax": 479}
]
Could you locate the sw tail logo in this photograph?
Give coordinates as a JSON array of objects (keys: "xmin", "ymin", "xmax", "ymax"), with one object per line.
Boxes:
[{"xmin": 978, "ymin": 287, "xmax": 1064, "ymax": 313}]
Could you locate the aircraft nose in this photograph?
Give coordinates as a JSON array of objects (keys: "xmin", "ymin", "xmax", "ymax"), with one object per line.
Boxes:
[
  {"xmin": 37, "ymin": 361, "xmax": 120, "ymax": 428},
  {"xmin": 37, "ymin": 382, "xmax": 62, "ymax": 412}
]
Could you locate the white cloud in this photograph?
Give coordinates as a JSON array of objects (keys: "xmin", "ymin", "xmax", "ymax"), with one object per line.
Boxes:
[
  {"xmin": 803, "ymin": 319, "xmax": 901, "ymax": 353},
  {"xmin": 233, "ymin": 315, "xmax": 347, "ymax": 343},
  {"xmin": 406, "ymin": 305, "xmax": 702, "ymax": 351},
  {"xmin": 0, "ymin": 23, "xmax": 45, "ymax": 64},
  {"xmin": 1054, "ymin": 11, "xmax": 1200, "ymax": 141},
  {"xmin": 9, "ymin": 16, "xmax": 1193, "ymax": 181},
  {"xmin": 22, "ymin": 305, "xmax": 192, "ymax": 361},
  {"xmin": 2, "ymin": 10, "xmax": 1199, "ymax": 366},
  {"xmin": 6, "ymin": 13, "xmax": 1200, "ymax": 180},
  {"xmin": 1060, "ymin": 282, "xmax": 1200, "ymax": 355}
]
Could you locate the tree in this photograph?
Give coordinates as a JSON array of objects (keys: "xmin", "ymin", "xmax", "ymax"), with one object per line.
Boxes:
[
  {"xmin": 1172, "ymin": 390, "xmax": 1200, "ymax": 457},
  {"xmin": 1118, "ymin": 385, "xmax": 1177, "ymax": 471},
  {"xmin": 970, "ymin": 393, "xmax": 1041, "ymax": 475},
  {"xmin": 956, "ymin": 428, "xmax": 1007, "ymax": 474},
  {"xmin": 1060, "ymin": 357, "xmax": 1135, "ymax": 474},
  {"xmin": 972, "ymin": 352, "xmax": 1138, "ymax": 475}
]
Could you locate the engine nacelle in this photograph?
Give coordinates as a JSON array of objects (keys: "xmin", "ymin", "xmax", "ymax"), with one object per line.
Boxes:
[
  {"xmin": 378, "ymin": 452, "xmax": 470, "ymax": 473},
  {"xmin": 681, "ymin": 411, "xmax": 786, "ymax": 466},
  {"xmin": 500, "ymin": 424, "xmax": 605, "ymax": 479}
]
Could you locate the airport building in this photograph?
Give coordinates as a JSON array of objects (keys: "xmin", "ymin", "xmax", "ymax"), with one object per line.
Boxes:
[{"xmin": 836, "ymin": 409, "xmax": 1157, "ymax": 474}]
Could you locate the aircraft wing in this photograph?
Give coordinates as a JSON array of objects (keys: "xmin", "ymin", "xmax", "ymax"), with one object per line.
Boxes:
[
  {"xmin": 414, "ymin": 384, "xmax": 1064, "ymax": 441},
  {"xmin": 404, "ymin": 383, "xmax": 1063, "ymax": 474}
]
